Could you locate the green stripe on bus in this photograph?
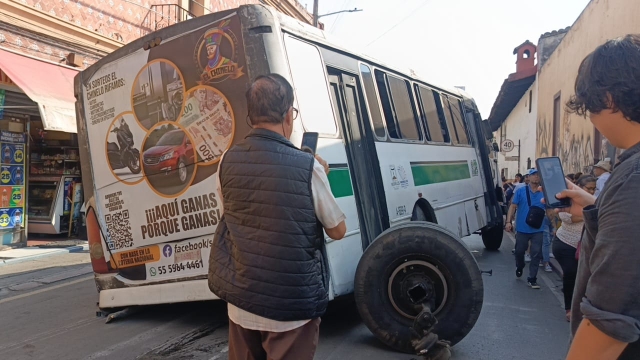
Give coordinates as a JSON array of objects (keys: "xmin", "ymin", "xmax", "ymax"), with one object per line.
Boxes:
[
  {"xmin": 410, "ymin": 162, "xmax": 471, "ymax": 186},
  {"xmin": 327, "ymin": 168, "xmax": 354, "ymax": 198}
]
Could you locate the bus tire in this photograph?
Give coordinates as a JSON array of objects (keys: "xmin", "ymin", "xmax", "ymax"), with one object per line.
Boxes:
[
  {"xmin": 354, "ymin": 223, "xmax": 483, "ymax": 354},
  {"xmin": 481, "ymin": 224, "xmax": 504, "ymax": 251}
]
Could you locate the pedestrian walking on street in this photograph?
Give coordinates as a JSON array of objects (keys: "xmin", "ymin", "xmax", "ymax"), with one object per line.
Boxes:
[
  {"xmin": 541, "ymin": 214, "xmax": 555, "ymax": 273},
  {"xmin": 505, "ymin": 169, "xmax": 545, "ymax": 289},
  {"xmin": 592, "ymin": 158, "xmax": 612, "ymax": 198},
  {"xmin": 514, "ymin": 172, "xmax": 528, "ymax": 191},
  {"xmin": 552, "ymin": 175, "xmax": 595, "ymax": 322},
  {"xmin": 503, "ymin": 177, "xmax": 516, "ymax": 205},
  {"xmin": 208, "ymin": 73, "xmax": 347, "ymax": 360},
  {"xmin": 559, "ymin": 34, "xmax": 640, "ymax": 360}
]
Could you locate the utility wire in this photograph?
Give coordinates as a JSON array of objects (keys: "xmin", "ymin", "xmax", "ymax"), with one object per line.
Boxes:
[
  {"xmin": 329, "ymin": 0, "xmax": 351, "ymax": 33},
  {"xmin": 365, "ymin": 0, "xmax": 431, "ymax": 47}
]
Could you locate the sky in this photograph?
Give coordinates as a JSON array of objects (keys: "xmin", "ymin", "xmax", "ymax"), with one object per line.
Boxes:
[{"xmin": 310, "ymin": 0, "xmax": 591, "ymax": 118}]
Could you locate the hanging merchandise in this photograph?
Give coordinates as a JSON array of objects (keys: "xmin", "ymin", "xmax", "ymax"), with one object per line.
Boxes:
[{"xmin": 0, "ymin": 130, "xmax": 26, "ymax": 231}]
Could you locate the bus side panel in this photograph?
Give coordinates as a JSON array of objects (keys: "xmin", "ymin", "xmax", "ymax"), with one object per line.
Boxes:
[{"xmin": 375, "ymin": 142, "xmax": 487, "ymax": 239}]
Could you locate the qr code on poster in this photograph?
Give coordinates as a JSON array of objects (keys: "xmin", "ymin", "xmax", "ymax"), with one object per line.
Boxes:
[{"xmin": 105, "ymin": 210, "xmax": 133, "ymax": 250}]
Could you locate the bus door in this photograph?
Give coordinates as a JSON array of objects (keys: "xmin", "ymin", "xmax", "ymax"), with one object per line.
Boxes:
[
  {"xmin": 326, "ymin": 71, "xmax": 388, "ymax": 237},
  {"xmin": 283, "ymin": 36, "xmax": 376, "ymax": 297}
]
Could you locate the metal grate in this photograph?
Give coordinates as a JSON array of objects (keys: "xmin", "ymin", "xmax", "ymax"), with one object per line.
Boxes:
[
  {"xmin": 141, "ymin": 5, "xmax": 195, "ymax": 36},
  {"xmin": 143, "ymin": 155, "xmax": 161, "ymax": 165}
]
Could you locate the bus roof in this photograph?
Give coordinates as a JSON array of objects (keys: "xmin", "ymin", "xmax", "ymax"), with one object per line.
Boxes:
[
  {"xmin": 76, "ymin": 4, "xmax": 474, "ymax": 105},
  {"xmin": 269, "ymin": 6, "xmax": 467, "ymax": 99}
]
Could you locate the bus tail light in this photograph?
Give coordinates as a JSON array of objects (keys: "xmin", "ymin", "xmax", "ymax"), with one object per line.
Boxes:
[{"xmin": 87, "ymin": 207, "xmax": 114, "ymax": 274}]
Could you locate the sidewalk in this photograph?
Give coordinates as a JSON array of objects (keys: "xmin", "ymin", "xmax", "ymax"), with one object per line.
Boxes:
[{"xmin": 0, "ymin": 240, "xmax": 88, "ymax": 267}]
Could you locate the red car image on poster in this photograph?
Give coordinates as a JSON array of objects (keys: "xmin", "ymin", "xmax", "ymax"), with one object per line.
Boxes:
[{"xmin": 142, "ymin": 128, "xmax": 195, "ymax": 195}]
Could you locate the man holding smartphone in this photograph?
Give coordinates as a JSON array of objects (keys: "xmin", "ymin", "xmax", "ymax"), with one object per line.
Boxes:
[
  {"xmin": 505, "ymin": 169, "xmax": 544, "ymax": 289},
  {"xmin": 556, "ymin": 35, "xmax": 640, "ymax": 360},
  {"xmin": 208, "ymin": 74, "xmax": 347, "ymax": 359}
]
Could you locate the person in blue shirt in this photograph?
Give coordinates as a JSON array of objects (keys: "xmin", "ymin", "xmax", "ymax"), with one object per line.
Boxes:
[{"xmin": 505, "ymin": 168, "xmax": 545, "ymax": 289}]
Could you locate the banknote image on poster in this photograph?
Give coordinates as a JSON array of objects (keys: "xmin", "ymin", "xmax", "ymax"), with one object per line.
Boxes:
[
  {"xmin": 194, "ymin": 19, "xmax": 244, "ymax": 85},
  {"xmin": 180, "ymin": 86, "xmax": 234, "ymax": 164},
  {"xmin": 142, "ymin": 122, "xmax": 196, "ymax": 197},
  {"xmin": 132, "ymin": 59, "xmax": 185, "ymax": 130},
  {"xmin": 106, "ymin": 113, "xmax": 145, "ymax": 184}
]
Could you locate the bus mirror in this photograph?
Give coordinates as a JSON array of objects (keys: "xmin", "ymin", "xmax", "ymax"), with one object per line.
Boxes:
[
  {"xmin": 481, "ymin": 120, "xmax": 493, "ymax": 141},
  {"xmin": 492, "ymin": 142, "xmax": 500, "ymax": 152}
]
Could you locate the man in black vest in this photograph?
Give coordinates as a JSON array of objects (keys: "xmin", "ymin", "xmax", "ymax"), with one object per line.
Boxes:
[{"xmin": 208, "ymin": 73, "xmax": 347, "ymax": 360}]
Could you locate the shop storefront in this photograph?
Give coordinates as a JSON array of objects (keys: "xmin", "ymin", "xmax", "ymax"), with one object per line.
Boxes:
[{"xmin": 0, "ymin": 48, "xmax": 82, "ymax": 246}]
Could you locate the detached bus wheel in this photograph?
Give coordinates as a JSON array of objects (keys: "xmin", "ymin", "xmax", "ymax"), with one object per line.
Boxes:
[
  {"xmin": 354, "ymin": 223, "xmax": 483, "ymax": 354},
  {"xmin": 481, "ymin": 224, "xmax": 504, "ymax": 251}
]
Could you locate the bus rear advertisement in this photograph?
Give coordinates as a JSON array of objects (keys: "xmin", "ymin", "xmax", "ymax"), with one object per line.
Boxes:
[{"xmin": 76, "ymin": 5, "xmax": 503, "ymax": 355}]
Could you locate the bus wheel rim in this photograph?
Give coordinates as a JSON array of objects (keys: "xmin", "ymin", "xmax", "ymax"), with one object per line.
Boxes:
[{"xmin": 387, "ymin": 259, "xmax": 449, "ymax": 319}]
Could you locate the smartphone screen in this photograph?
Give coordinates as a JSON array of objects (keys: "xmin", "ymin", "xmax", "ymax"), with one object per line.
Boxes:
[
  {"xmin": 300, "ymin": 132, "xmax": 319, "ymax": 155},
  {"xmin": 536, "ymin": 157, "xmax": 571, "ymax": 208}
]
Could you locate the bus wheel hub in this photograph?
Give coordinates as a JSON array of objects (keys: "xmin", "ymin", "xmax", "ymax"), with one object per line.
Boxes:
[
  {"xmin": 407, "ymin": 281, "xmax": 433, "ymax": 304},
  {"xmin": 388, "ymin": 260, "xmax": 448, "ymax": 319}
]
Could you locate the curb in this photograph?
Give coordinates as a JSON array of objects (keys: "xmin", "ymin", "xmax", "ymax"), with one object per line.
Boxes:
[{"xmin": 0, "ymin": 244, "xmax": 89, "ymax": 267}]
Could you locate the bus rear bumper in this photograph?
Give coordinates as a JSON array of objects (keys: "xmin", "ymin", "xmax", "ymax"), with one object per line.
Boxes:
[{"xmin": 98, "ymin": 278, "xmax": 220, "ymax": 309}]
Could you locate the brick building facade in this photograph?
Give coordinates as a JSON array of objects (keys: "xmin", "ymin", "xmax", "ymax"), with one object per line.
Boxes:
[{"xmin": 0, "ymin": 0, "xmax": 312, "ymax": 69}]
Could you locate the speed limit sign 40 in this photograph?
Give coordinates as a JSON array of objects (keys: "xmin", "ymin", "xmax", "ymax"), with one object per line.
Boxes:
[{"xmin": 501, "ymin": 139, "xmax": 515, "ymax": 152}]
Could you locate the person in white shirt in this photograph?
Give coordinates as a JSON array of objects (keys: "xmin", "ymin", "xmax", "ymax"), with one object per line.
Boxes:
[
  {"xmin": 208, "ymin": 74, "xmax": 346, "ymax": 360},
  {"xmin": 592, "ymin": 158, "xmax": 611, "ymax": 197},
  {"xmin": 552, "ymin": 175, "xmax": 596, "ymax": 322}
]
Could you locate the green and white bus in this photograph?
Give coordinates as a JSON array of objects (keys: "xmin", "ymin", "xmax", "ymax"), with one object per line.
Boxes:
[{"xmin": 75, "ymin": 4, "xmax": 504, "ymax": 354}]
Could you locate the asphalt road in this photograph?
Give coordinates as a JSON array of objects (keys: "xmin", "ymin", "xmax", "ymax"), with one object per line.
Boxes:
[{"xmin": 0, "ymin": 233, "xmax": 570, "ymax": 360}]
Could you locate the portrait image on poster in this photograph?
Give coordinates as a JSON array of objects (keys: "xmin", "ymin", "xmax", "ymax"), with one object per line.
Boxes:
[
  {"xmin": 141, "ymin": 122, "xmax": 196, "ymax": 197},
  {"xmin": 180, "ymin": 86, "xmax": 234, "ymax": 165},
  {"xmin": 106, "ymin": 112, "xmax": 146, "ymax": 184},
  {"xmin": 132, "ymin": 60, "xmax": 185, "ymax": 130},
  {"xmin": 194, "ymin": 19, "xmax": 244, "ymax": 85}
]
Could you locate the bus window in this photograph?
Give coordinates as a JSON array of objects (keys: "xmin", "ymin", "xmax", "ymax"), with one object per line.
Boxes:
[
  {"xmin": 387, "ymin": 75, "xmax": 421, "ymax": 141},
  {"xmin": 448, "ymin": 98, "xmax": 469, "ymax": 145},
  {"xmin": 439, "ymin": 94, "xmax": 460, "ymax": 145},
  {"xmin": 284, "ymin": 36, "xmax": 338, "ymax": 135},
  {"xmin": 360, "ymin": 64, "xmax": 386, "ymax": 139},
  {"xmin": 374, "ymin": 70, "xmax": 400, "ymax": 138},
  {"xmin": 374, "ymin": 69, "xmax": 421, "ymax": 141},
  {"xmin": 415, "ymin": 85, "xmax": 447, "ymax": 143},
  {"xmin": 432, "ymin": 91, "xmax": 452, "ymax": 143}
]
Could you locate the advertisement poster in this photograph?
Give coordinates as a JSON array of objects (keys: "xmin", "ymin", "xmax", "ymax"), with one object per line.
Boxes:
[
  {"xmin": 0, "ymin": 89, "xmax": 4, "ymax": 120},
  {"xmin": 81, "ymin": 13, "xmax": 252, "ymax": 281},
  {"xmin": 1, "ymin": 143, "xmax": 25, "ymax": 165},
  {"xmin": 63, "ymin": 177, "xmax": 75, "ymax": 215},
  {"xmin": 0, "ymin": 165, "xmax": 24, "ymax": 186},
  {"xmin": 0, "ymin": 130, "xmax": 25, "ymax": 230}
]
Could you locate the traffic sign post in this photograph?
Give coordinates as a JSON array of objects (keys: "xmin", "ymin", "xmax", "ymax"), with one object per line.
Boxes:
[{"xmin": 501, "ymin": 139, "xmax": 515, "ymax": 153}]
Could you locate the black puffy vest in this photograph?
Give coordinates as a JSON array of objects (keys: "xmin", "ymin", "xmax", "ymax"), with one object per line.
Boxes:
[{"xmin": 208, "ymin": 129, "xmax": 328, "ymax": 321}]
